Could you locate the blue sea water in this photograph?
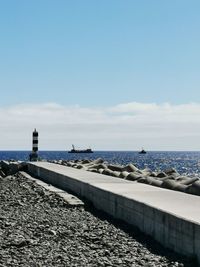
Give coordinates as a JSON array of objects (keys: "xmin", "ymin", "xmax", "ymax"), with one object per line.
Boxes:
[{"xmin": 0, "ymin": 151, "xmax": 200, "ymax": 177}]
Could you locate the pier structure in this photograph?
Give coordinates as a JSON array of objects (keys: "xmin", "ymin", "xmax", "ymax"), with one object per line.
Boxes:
[
  {"xmin": 29, "ymin": 129, "xmax": 39, "ymax": 161},
  {"xmin": 28, "ymin": 161, "xmax": 200, "ymax": 264}
]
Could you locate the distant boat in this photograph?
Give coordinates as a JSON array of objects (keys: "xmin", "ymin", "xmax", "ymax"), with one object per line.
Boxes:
[
  {"xmin": 139, "ymin": 148, "xmax": 147, "ymax": 154},
  {"xmin": 68, "ymin": 144, "xmax": 93, "ymax": 153}
]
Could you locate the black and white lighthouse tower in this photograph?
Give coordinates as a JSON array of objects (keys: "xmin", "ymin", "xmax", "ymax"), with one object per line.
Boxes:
[
  {"xmin": 29, "ymin": 129, "xmax": 39, "ymax": 161},
  {"xmin": 32, "ymin": 128, "xmax": 38, "ymax": 153}
]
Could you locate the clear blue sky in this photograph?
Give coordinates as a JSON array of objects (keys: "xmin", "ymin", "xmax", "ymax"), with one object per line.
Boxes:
[{"xmin": 0, "ymin": 0, "xmax": 200, "ymax": 107}]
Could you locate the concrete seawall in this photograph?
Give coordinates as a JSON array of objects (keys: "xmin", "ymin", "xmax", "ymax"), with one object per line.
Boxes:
[{"xmin": 28, "ymin": 162, "xmax": 200, "ymax": 263}]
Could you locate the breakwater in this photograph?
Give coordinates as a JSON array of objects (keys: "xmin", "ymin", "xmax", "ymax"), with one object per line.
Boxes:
[
  {"xmin": 0, "ymin": 161, "xmax": 195, "ymax": 266},
  {"xmin": 49, "ymin": 158, "xmax": 200, "ymax": 196},
  {"xmin": 1, "ymin": 172, "xmax": 194, "ymax": 266},
  {"xmin": 28, "ymin": 161, "xmax": 200, "ymax": 265}
]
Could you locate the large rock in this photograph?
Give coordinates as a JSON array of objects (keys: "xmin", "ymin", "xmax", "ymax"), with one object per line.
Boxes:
[
  {"xmin": 0, "ymin": 161, "xmax": 27, "ymax": 175},
  {"xmin": 107, "ymin": 164, "xmax": 124, "ymax": 172},
  {"xmin": 123, "ymin": 164, "xmax": 139, "ymax": 173},
  {"xmin": 140, "ymin": 168, "xmax": 152, "ymax": 177},
  {"xmin": 161, "ymin": 179, "xmax": 187, "ymax": 192},
  {"xmin": 186, "ymin": 181, "xmax": 200, "ymax": 196},
  {"xmin": 163, "ymin": 168, "xmax": 179, "ymax": 176},
  {"xmin": 126, "ymin": 172, "xmax": 141, "ymax": 181},
  {"xmin": 102, "ymin": 169, "xmax": 114, "ymax": 176},
  {"xmin": 88, "ymin": 163, "xmax": 107, "ymax": 170},
  {"xmin": 90, "ymin": 158, "xmax": 104, "ymax": 165},
  {"xmin": 0, "ymin": 161, "xmax": 10, "ymax": 173},
  {"xmin": 178, "ymin": 177, "xmax": 199, "ymax": 185},
  {"xmin": 82, "ymin": 159, "xmax": 91, "ymax": 164},
  {"xmin": 119, "ymin": 171, "xmax": 129, "ymax": 179},
  {"xmin": 145, "ymin": 177, "xmax": 163, "ymax": 187},
  {"xmin": 157, "ymin": 175, "xmax": 177, "ymax": 181},
  {"xmin": 137, "ymin": 177, "xmax": 147, "ymax": 184},
  {"xmin": 112, "ymin": 171, "xmax": 121, "ymax": 178},
  {"xmin": 76, "ymin": 164, "xmax": 84, "ymax": 169},
  {"xmin": 156, "ymin": 172, "xmax": 167, "ymax": 178},
  {"xmin": 137, "ymin": 177, "xmax": 163, "ymax": 187},
  {"xmin": 98, "ymin": 168, "xmax": 105, "ymax": 174}
]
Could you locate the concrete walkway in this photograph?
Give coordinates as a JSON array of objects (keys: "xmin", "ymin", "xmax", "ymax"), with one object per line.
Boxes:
[{"xmin": 28, "ymin": 162, "xmax": 200, "ymax": 263}]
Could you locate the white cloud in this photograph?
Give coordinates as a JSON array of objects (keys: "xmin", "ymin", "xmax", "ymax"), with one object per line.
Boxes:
[{"xmin": 0, "ymin": 102, "xmax": 200, "ymax": 150}]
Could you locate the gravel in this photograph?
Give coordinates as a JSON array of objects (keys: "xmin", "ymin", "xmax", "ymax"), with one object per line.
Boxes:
[{"xmin": 0, "ymin": 174, "xmax": 197, "ymax": 267}]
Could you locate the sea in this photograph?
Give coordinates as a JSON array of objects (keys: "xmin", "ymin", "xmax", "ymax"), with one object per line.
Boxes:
[{"xmin": 0, "ymin": 151, "xmax": 200, "ymax": 177}]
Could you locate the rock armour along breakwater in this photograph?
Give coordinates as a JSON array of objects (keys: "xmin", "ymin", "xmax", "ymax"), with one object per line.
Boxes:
[
  {"xmin": 0, "ymin": 168, "xmax": 196, "ymax": 266},
  {"xmin": 49, "ymin": 158, "xmax": 200, "ymax": 197}
]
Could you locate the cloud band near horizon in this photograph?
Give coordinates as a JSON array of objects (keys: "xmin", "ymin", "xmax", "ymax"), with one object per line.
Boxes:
[{"xmin": 0, "ymin": 102, "xmax": 200, "ymax": 151}]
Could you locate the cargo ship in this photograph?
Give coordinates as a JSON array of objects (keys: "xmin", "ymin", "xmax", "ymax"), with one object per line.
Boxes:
[{"xmin": 68, "ymin": 145, "xmax": 93, "ymax": 153}]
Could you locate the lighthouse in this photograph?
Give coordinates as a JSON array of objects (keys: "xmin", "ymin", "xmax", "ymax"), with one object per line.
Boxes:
[
  {"xmin": 29, "ymin": 129, "xmax": 39, "ymax": 161},
  {"xmin": 32, "ymin": 128, "xmax": 38, "ymax": 153}
]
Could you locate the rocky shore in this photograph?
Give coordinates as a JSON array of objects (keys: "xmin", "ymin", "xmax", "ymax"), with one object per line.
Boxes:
[
  {"xmin": 0, "ymin": 162, "xmax": 197, "ymax": 266},
  {"xmin": 50, "ymin": 158, "xmax": 200, "ymax": 196}
]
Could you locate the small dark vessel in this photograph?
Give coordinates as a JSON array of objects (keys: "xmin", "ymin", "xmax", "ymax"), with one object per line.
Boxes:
[
  {"xmin": 68, "ymin": 144, "xmax": 93, "ymax": 153},
  {"xmin": 139, "ymin": 148, "xmax": 147, "ymax": 154}
]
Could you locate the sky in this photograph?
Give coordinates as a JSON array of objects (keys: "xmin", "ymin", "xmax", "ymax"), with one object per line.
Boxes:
[{"xmin": 0, "ymin": 0, "xmax": 200, "ymax": 150}]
